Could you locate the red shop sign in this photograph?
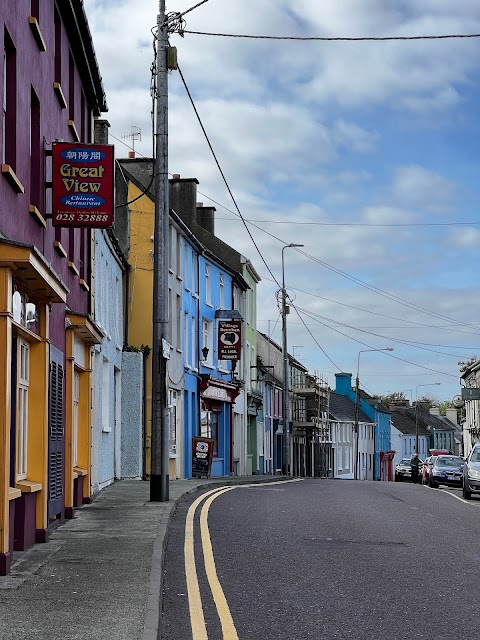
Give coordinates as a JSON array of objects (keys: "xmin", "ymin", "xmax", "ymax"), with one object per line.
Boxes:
[{"xmin": 52, "ymin": 142, "xmax": 114, "ymax": 228}]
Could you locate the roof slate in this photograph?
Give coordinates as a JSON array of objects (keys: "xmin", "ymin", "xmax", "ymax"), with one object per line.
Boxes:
[{"xmin": 329, "ymin": 393, "xmax": 372, "ymax": 423}]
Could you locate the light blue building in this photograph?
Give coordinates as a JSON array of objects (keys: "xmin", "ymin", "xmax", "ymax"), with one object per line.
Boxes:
[
  {"xmin": 334, "ymin": 372, "xmax": 392, "ymax": 481},
  {"xmin": 91, "ymin": 229, "xmax": 125, "ymax": 494},
  {"xmin": 198, "ymin": 252, "xmax": 236, "ymax": 477},
  {"xmin": 178, "ymin": 216, "xmax": 201, "ymax": 478}
]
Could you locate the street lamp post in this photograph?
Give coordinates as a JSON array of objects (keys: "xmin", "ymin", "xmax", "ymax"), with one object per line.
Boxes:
[
  {"xmin": 415, "ymin": 383, "xmax": 441, "ymax": 456},
  {"xmin": 354, "ymin": 348, "xmax": 394, "ymax": 480},
  {"xmin": 281, "ymin": 243, "xmax": 303, "ymax": 476}
]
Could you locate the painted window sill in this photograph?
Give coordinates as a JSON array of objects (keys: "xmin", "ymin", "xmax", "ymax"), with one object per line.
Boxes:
[
  {"xmin": 29, "ymin": 16, "xmax": 46, "ymax": 51},
  {"xmin": 54, "ymin": 241, "xmax": 67, "ymax": 258},
  {"xmin": 68, "ymin": 119, "xmax": 80, "ymax": 142},
  {"xmin": 74, "ymin": 467, "xmax": 88, "ymax": 477},
  {"xmin": 53, "ymin": 82, "xmax": 67, "ymax": 109},
  {"xmin": 68, "ymin": 261, "xmax": 79, "ymax": 276},
  {"xmin": 15, "ymin": 480, "xmax": 42, "ymax": 493},
  {"xmin": 79, "ymin": 278, "xmax": 89, "ymax": 291},
  {"xmin": 9, "ymin": 487, "xmax": 21, "ymax": 500},
  {"xmin": 2, "ymin": 164, "xmax": 25, "ymax": 193},
  {"xmin": 29, "ymin": 204, "xmax": 46, "ymax": 227}
]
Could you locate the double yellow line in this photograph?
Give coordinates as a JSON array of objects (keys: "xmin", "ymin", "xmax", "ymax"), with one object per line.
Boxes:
[{"xmin": 184, "ymin": 480, "xmax": 302, "ymax": 639}]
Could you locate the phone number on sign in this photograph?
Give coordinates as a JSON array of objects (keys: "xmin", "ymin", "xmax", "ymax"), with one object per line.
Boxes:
[{"xmin": 55, "ymin": 213, "xmax": 110, "ymax": 222}]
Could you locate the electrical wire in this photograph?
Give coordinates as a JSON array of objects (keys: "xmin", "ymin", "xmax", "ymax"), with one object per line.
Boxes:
[
  {"xmin": 295, "ymin": 246, "xmax": 480, "ymax": 331},
  {"xmin": 215, "ymin": 217, "xmax": 480, "ymax": 227},
  {"xmin": 181, "ymin": 188, "xmax": 480, "ymax": 332},
  {"xmin": 257, "ymin": 274, "xmax": 480, "ymax": 337},
  {"xmin": 292, "ymin": 303, "xmax": 459, "ymax": 379},
  {"xmin": 183, "ymin": 30, "xmax": 480, "ymax": 42},
  {"xmin": 295, "ymin": 305, "xmax": 474, "ymax": 359},
  {"xmin": 177, "ymin": 63, "xmax": 282, "ymax": 289},
  {"xmin": 289, "ymin": 304, "xmax": 343, "ymax": 372},
  {"xmin": 162, "ymin": 0, "xmax": 212, "ymax": 29}
]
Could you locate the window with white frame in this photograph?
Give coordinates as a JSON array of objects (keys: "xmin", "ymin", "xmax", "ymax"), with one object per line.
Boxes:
[
  {"xmin": 169, "ymin": 389, "xmax": 177, "ymax": 455},
  {"xmin": 73, "ymin": 370, "xmax": 79, "ymax": 466},
  {"xmin": 191, "ymin": 316, "xmax": 196, "ymax": 368},
  {"xmin": 192, "ymin": 252, "xmax": 197, "ymax": 294},
  {"xmin": 201, "ymin": 410, "xmax": 218, "ymax": 456},
  {"xmin": 184, "ymin": 246, "xmax": 190, "ymax": 291},
  {"xmin": 176, "ymin": 233, "xmax": 182, "ymax": 277},
  {"xmin": 202, "ymin": 319, "xmax": 213, "ymax": 364},
  {"xmin": 168, "ymin": 288, "xmax": 173, "ymax": 342},
  {"xmin": 169, "ymin": 225, "xmax": 174, "ymax": 271},
  {"xmin": 219, "ymin": 273, "xmax": 225, "ymax": 309},
  {"xmin": 176, "ymin": 294, "xmax": 181, "ymax": 348},
  {"xmin": 205, "ymin": 262, "xmax": 211, "ymax": 305},
  {"xmin": 16, "ymin": 340, "xmax": 30, "ymax": 480},
  {"xmin": 184, "ymin": 312, "xmax": 189, "ymax": 364},
  {"xmin": 102, "ymin": 358, "xmax": 110, "ymax": 432}
]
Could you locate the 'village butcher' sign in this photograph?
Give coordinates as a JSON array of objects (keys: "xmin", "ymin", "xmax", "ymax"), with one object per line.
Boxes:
[
  {"xmin": 52, "ymin": 142, "xmax": 114, "ymax": 228},
  {"xmin": 217, "ymin": 320, "xmax": 242, "ymax": 360}
]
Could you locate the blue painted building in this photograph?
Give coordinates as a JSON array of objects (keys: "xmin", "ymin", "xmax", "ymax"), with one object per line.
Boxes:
[
  {"xmin": 169, "ymin": 178, "xmax": 248, "ymax": 478},
  {"xmin": 334, "ymin": 373, "xmax": 393, "ymax": 481},
  {"xmin": 178, "ymin": 217, "xmax": 200, "ymax": 479},
  {"xmin": 198, "ymin": 251, "xmax": 237, "ymax": 477}
]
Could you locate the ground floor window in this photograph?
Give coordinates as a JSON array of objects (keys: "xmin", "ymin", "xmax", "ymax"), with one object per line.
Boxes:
[
  {"xmin": 17, "ymin": 339, "xmax": 30, "ymax": 480},
  {"xmin": 73, "ymin": 370, "xmax": 79, "ymax": 467},
  {"xmin": 169, "ymin": 389, "xmax": 178, "ymax": 455},
  {"xmin": 201, "ymin": 409, "xmax": 218, "ymax": 456}
]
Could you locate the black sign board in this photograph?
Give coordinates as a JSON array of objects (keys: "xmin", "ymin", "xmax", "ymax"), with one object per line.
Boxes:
[{"xmin": 192, "ymin": 437, "xmax": 214, "ymax": 478}]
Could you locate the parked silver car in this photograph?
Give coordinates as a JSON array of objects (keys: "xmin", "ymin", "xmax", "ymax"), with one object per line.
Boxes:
[{"xmin": 463, "ymin": 444, "xmax": 480, "ymax": 500}]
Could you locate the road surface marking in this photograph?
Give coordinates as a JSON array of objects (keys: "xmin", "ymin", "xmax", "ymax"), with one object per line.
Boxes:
[
  {"xmin": 185, "ymin": 487, "xmax": 230, "ymax": 640},
  {"xmin": 185, "ymin": 480, "xmax": 302, "ymax": 639},
  {"xmin": 200, "ymin": 488, "xmax": 239, "ymax": 640},
  {"xmin": 428, "ymin": 486, "xmax": 480, "ymax": 506}
]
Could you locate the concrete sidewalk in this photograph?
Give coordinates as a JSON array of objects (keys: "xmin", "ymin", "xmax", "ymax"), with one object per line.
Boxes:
[{"xmin": 0, "ymin": 475, "xmax": 287, "ymax": 640}]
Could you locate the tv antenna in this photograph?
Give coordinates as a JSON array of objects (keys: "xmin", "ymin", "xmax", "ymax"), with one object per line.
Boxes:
[{"xmin": 122, "ymin": 126, "xmax": 142, "ymax": 156}]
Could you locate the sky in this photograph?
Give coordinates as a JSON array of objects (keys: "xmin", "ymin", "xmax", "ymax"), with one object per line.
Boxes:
[{"xmin": 84, "ymin": 0, "xmax": 480, "ymax": 405}]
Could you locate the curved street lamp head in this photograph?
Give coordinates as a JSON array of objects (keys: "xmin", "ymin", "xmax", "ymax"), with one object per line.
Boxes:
[
  {"xmin": 281, "ymin": 244, "xmax": 304, "ymax": 288},
  {"xmin": 415, "ymin": 382, "xmax": 441, "ymax": 401}
]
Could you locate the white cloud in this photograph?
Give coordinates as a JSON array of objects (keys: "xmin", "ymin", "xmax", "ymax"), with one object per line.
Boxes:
[
  {"xmin": 83, "ymin": 0, "xmax": 480, "ymax": 403},
  {"xmin": 392, "ymin": 166, "xmax": 455, "ymax": 212}
]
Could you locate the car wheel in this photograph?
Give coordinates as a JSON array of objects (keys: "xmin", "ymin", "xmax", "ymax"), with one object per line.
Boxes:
[
  {"xmin": 463, "ymin": 483, "xmax": 472, "ymax": 500},
  {"xmin": 429, "ymin": 478, "xmax": 438, "ymax": 488},
  {"xmin": 395, "ymin": 474, "xmax": 400, "ymax": 482}
]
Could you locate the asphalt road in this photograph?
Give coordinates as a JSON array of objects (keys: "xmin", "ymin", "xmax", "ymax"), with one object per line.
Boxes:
[{"xmin": 161, "ymin": 479, "xmax": 480, "ymax": 640}]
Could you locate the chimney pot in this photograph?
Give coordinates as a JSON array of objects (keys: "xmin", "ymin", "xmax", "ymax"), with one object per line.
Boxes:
[
  {"xmin": 128, "ymin": 151, "xmax": 135, "ymax": 159},
  {"xmin": 172, "ymin": 174, "xmax": 180, "ymax": 179},
  {"xmin": 197, "ymin": 202, "xmax": 203, "ymax": 207}
]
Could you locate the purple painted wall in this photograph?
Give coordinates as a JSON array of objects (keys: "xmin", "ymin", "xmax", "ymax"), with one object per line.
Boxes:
[{"xmin": 0, "ymin": 1, "xmax": 104, "ymax": 348}]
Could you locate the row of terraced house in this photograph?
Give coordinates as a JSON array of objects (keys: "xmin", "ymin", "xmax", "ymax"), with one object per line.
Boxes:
[
  {"xmin": 1, "ymin": 1, "xmax": 464, "ymax": 576},
  {"xmin": 0, "ymin": 0, "xmax": 302, "ymax": 575}
]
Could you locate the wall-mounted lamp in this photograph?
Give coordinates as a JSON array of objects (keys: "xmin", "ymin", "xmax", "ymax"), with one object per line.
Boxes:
[{"xmin": 201, "ymin": 346, "xmax": 209, "ymax": 361}]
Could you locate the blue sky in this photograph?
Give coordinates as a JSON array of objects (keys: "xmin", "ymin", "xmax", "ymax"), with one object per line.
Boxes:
[{"xmin": 85, "ymin": 0, "xmax": 480, "ymax": 404}]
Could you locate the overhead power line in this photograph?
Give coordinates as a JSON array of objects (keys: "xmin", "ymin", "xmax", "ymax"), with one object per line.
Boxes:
[
  {"xmin": 216, "ymin": 217, "xmax": 480, "ymax": 227},
  {"xmin": 177, "ymin": 63, "xmax": 281, "ymax": 289},
  {"xmin": 183, "ymin": 30, "xmax": 480, "ymax": 42},
  {"xmin": 292, "ymin": 305, "xmax": 459, "ymax": 379}
]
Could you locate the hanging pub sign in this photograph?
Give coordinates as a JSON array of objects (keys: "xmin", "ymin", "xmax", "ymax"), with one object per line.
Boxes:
[
  {"xmin": 192, "ymin": 437, "xmax": 214, "ymax": 478},
  {"xmin": 52, "ymin": 142, "xmax": 114, "ymax": 228},
  {"xmin": 218, "ymin": 320, "xmax": 242, "ymax": 360}
]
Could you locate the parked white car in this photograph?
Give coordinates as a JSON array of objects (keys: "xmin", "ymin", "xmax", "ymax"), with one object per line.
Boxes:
[{"xmin": 463, "ymin": 444, "xmax": 480, "ymax": 500}]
